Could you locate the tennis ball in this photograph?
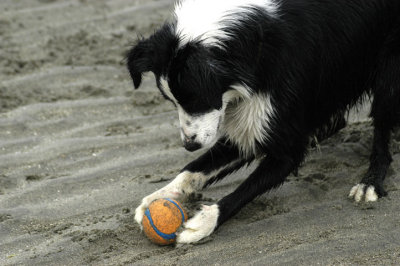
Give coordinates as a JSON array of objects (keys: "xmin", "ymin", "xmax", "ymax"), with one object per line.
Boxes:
[{"xmin": 142, "ymin": 198, "xmax": 187, "ymax": 245}]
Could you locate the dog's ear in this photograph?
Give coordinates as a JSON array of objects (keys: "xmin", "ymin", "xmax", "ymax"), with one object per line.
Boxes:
[
  {"xmin": 126, "ymin": 24, "xmax": 178, "ymax": 89},
  {"xmin": 126, "ymin": 39, "xmax": 154, "ymax": 89}
]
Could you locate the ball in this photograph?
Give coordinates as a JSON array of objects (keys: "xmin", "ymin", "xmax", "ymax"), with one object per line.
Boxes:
[{"xmin": 142, "ymin": 198, "xmax": 187, "ymax": 245}]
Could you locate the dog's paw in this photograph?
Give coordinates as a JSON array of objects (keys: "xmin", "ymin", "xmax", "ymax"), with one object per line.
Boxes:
[
  {"xmin": 134, "ymin": 202, "xmax": 147, "ymax": 228},
  {"xmin": 135, "ymin": 189, "xmax": 182, "ymax": 228},
  {"xmin": 177, "ymin": 204, "xmax": 219, "ymax": 244},
  {"xmin": 349, "ymin": 183, "xmax": 378, "ymax": 202}
]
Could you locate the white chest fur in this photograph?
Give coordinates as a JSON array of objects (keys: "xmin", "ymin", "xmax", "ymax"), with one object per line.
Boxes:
[{"xmin": 222, "ymin": 89, "xmax": 274, "ymax": 157}]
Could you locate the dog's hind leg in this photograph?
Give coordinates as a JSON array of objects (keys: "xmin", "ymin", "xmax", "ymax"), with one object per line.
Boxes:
[
  {"xmin": 135, "ymin": 139, "xmax": 251, "ymax": 226},
  {"xmin": 349, "ymin": 124, "xmax": 393, "ymax": 202},
  {"xmin": 349, "ymin": 30, "xmax": 400, "ymax": 202}
]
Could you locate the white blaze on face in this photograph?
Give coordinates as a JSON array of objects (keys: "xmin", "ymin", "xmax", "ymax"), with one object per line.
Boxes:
[
  {"xmin": 159, "ymin": 78, "xmax": 222, "ymax": 148},
  {"xmin": 177, "ymin": 105, "xmax": 222, "ymax": 148}
]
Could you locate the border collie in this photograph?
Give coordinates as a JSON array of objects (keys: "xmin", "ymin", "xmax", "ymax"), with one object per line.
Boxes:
[{"xmin": 127, "ymin": 0, "xmax": 400, "ymax": 244}]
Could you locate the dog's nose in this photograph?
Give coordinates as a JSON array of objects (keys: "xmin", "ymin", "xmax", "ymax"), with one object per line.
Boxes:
[
  {"xmin": 183, "ymin": 140, "xmax": 201, "ymax": 152},
  {"xmin": 183, "ymin": 134, "xmax": 201, "ymax": 151}
]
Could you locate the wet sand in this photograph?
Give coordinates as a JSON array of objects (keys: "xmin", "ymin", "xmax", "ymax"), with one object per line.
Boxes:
[{"xmin": 0, "ymin": 1, "xmax": 399, "ymax": 265}]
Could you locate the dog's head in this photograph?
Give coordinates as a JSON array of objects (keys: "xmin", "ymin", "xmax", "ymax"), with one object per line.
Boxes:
[{"xmin": 127, "ymin": 24, "xmax": 234, "ymax": 152}]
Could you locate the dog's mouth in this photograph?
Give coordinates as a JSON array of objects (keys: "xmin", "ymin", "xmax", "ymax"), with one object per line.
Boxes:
[
  {"xmin": 178, "ymin": 107, "xmax": 223, "ymax": 152},
  {"xmin": 181, "ymin": 119, "xmax": 221, "ymax": 152},
  {"xmin": 181, "ymin": 130, "xmax": 218, "ymax": 152}
]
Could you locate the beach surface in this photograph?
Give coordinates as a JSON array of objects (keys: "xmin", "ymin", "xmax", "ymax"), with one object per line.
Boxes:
[{"xmin": 0, "ymin": 1, "xmax": 399, "ymax": 265}]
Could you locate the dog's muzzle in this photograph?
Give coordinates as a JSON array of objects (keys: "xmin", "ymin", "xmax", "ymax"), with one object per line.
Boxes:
[{"xmin": 183, "ymin": 134, "xmax": 202, "ymax": 152}]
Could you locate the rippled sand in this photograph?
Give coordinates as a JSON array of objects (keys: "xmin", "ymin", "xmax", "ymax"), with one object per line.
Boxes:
[{"xmin": 1, "ymin": 1, "xmax": 399, "ymax": 265}]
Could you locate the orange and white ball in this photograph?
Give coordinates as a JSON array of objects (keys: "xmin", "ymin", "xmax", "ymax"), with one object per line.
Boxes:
[{"xmin": 142, "ymin": 198, "xmax": 187, "ymax": 245}]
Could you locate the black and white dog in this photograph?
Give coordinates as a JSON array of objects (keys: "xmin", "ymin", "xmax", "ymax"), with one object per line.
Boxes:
[{"xmin": 127, "ymin": 0, "xmax": 400, "ymax": 244}]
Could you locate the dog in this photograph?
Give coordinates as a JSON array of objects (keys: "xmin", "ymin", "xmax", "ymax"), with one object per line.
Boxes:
[{"xmin": 126, "ymin": 0, "xmax": 400, "ymax": 244}]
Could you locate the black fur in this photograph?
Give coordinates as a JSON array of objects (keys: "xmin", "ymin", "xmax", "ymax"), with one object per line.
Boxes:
[
  {"xmin": 127, "ymin": 0, "xmax": 400, "ymax": 232},
  {"xmin": 127, "ymin": 24, "xmax": 179, "ymax": 89}
]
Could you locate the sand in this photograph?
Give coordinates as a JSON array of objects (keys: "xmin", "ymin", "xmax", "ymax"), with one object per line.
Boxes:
[{"xmin": 0, "ymin": 1, "xmax": 399, "ymax": 265}]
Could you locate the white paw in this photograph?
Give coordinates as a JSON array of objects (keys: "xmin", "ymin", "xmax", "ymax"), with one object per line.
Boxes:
[
  {"xmin": 177, "ymin": 204, "xmax": 219, "ymax": 244},
  {"xmin": 134, "ymin": 203, "xmax": 147, "ymax": 228},
  {"xmin": 134, "ymin": 171, "xmax": 206, "ymax": 229},
  {"xmin": 349, "ymin": 183, "xmax": 378, "ymax": 202},
  {"xmin": 135, "ymin": 188, "xmax": 182, "ymax": 228}
]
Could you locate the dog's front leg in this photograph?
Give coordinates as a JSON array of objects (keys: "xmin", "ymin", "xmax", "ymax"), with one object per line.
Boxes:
[
  {"xmin": 177, "ymin": 154, "xmax": 303, "ymax": 244},
  {"xmin": 135, "ymin": 140, "xmax": 246, "ymax": 227},
  {"xmin": 134, "ymin": 171, "xmax": 194, "ymax": 227}
]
